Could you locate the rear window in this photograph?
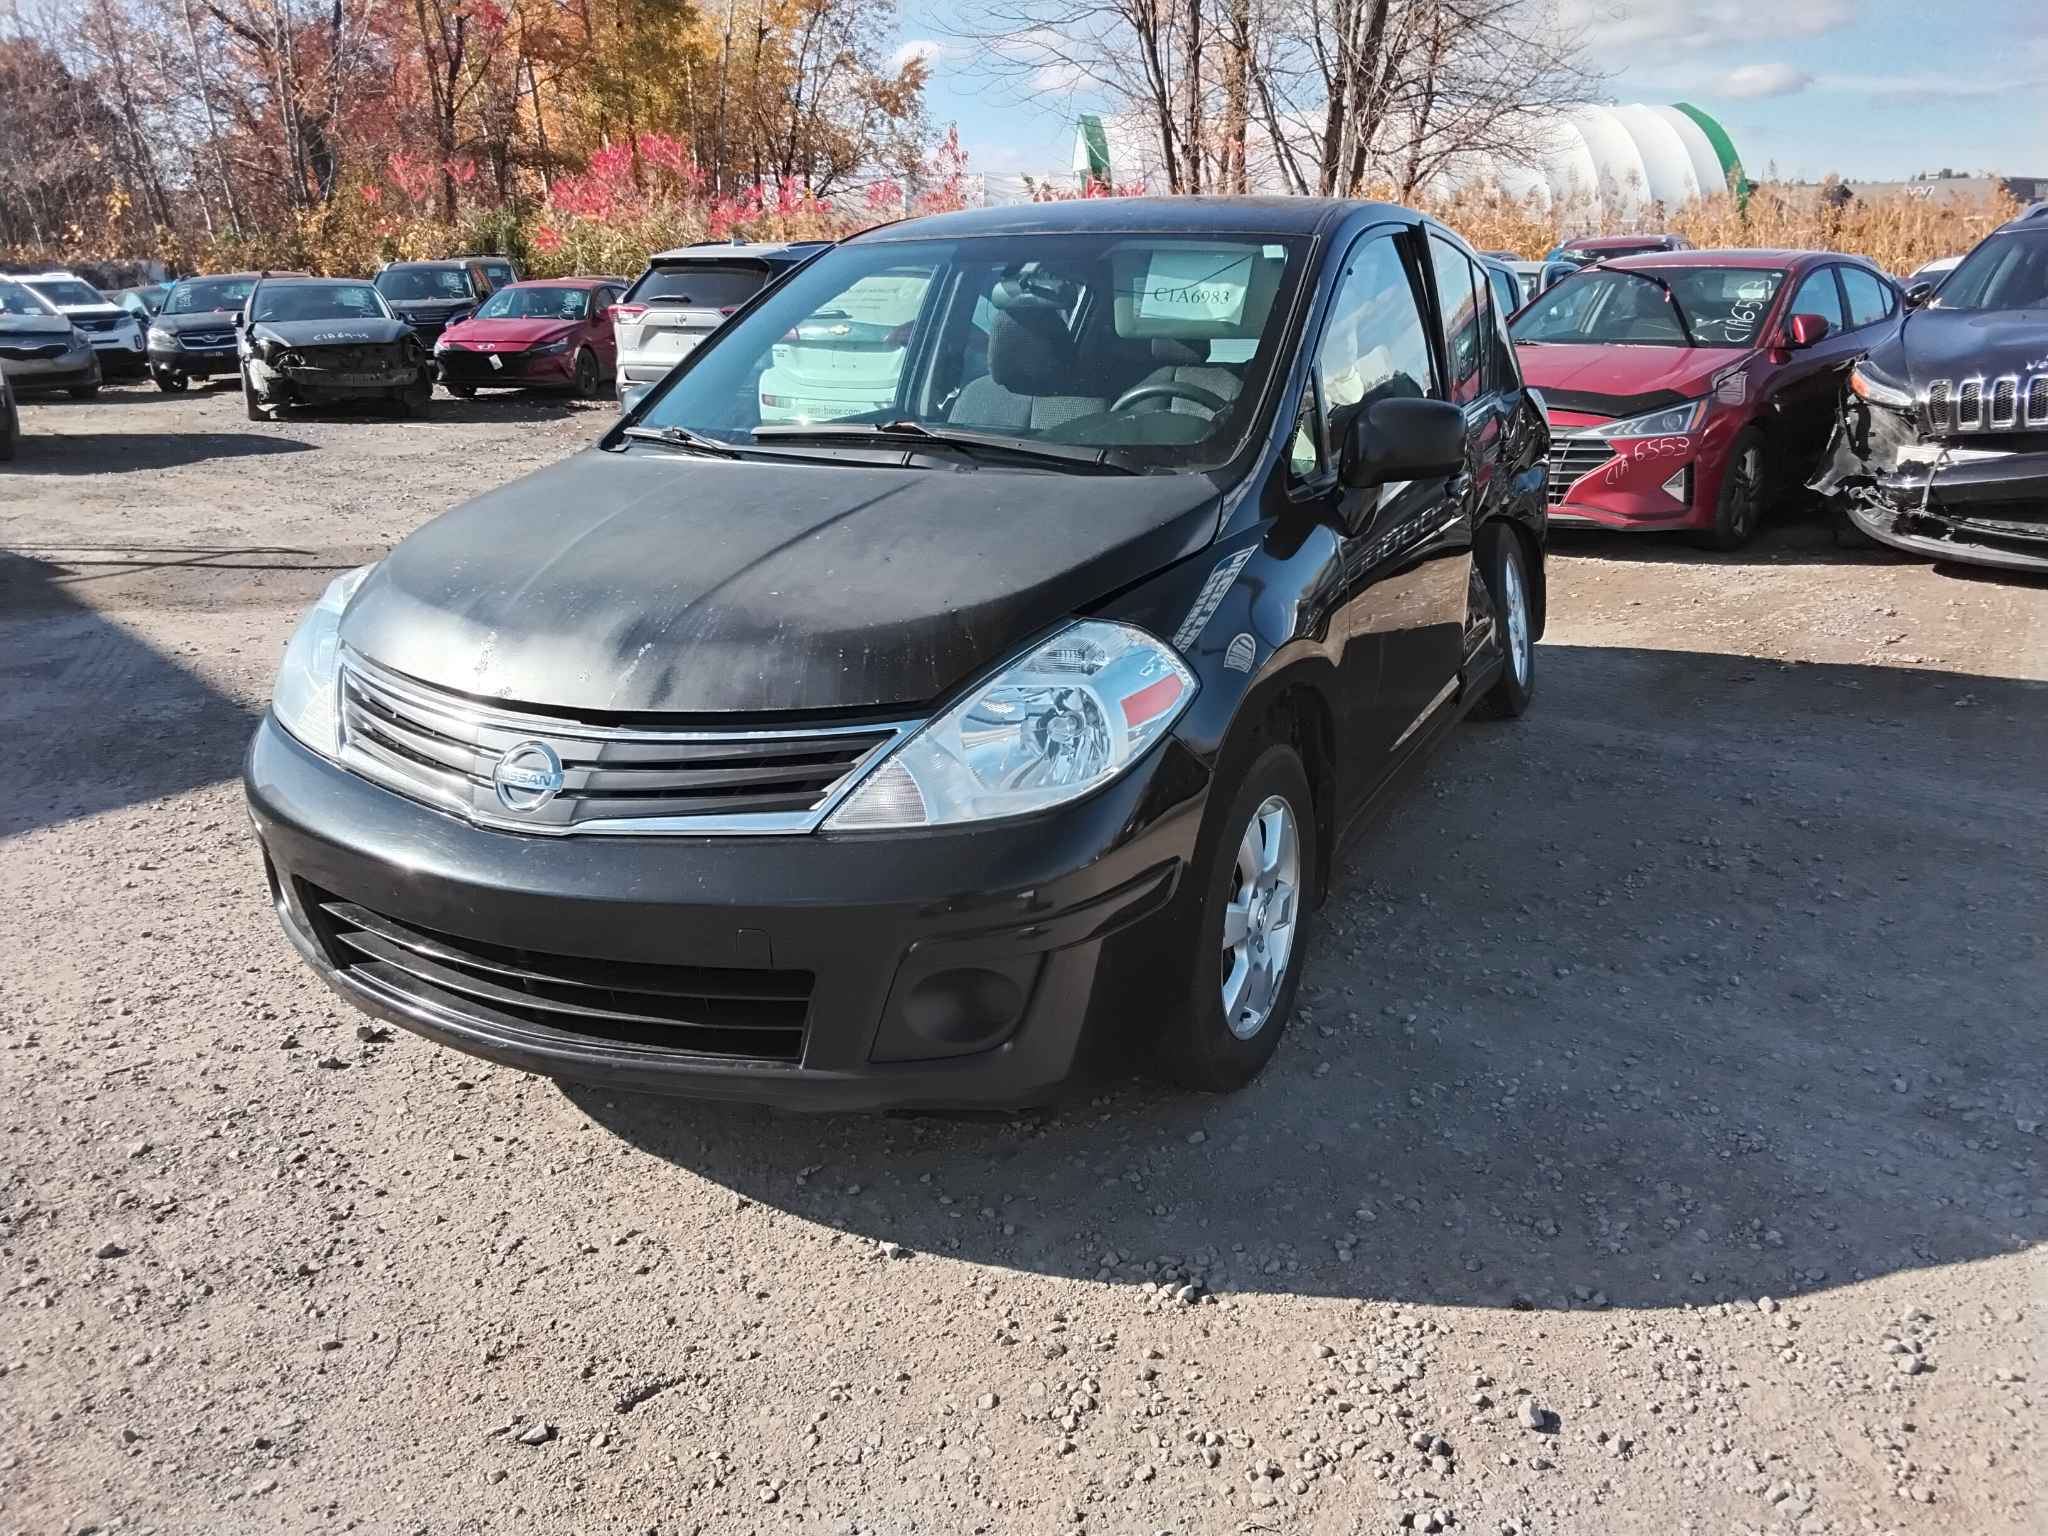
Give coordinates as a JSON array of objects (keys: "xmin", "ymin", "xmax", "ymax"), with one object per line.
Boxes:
[{"xmin": 625, "ymin": 263, "xmax": 772, "ymax": 308}]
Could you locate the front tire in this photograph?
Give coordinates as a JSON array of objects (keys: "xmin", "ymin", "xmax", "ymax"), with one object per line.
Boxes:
[
  {"xmin": 445, "ymin": 382, "xmax": 477, "ymax": 400},
  {"xmin": 68, "ymin": 383, "xmax": 100, "ymax": 400},
  {"xmin": 1473, "ymin": 524, "xmax": 1535, "ymax": 719},
  {"xmin": 1698, "ymin": 426, "xmax": 1768, "ymax": 551},
  {"xmin": 572, "ymin": 348, "xmax": 600, "ymax": 399},
  {"xmin": 1159, "ymin": 743, "xmax": 1318, "ymax": 1093},
  {"xmin": 153, "ymin": 369, "xmax": 189, "ymax": 393},
  {"xmin": 241, "ymin": 367, "xmax": 267, "ymax": 421}
]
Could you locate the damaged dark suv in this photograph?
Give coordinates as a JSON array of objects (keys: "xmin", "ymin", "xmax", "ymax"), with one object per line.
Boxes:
[{"xmin": 1816, "ymin": 204, "xmax": 2048, "ymax": 572}]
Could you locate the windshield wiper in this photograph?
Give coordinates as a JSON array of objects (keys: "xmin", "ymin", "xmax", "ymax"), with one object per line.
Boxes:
[
  {"xmin": 750, "ymin": 419, "xmax": 1139, "ymax": 474},
  {"xmin": 1597, "ymin": 266, "xmax": 1696, "ymax": 348},
  {"xmin": 618, "ymin": 424, "xmax": 742, "ymax": 459}
]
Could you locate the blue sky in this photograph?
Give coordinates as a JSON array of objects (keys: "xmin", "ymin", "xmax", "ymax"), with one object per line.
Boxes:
[{"xmin": 896, "ymin": 0, "xmax": 2048, "ymax": 185}]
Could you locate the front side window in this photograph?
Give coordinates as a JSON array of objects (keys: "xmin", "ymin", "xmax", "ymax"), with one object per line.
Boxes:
[
  {"xmin": 1512, "ymin": 267, "xmax": 1788, "ymax": 349},
  {"xmin": 635, "ymin": 232, "xmax": 1311, "ymax": 473},
  {"xmin": 252, "ymin": 284, "xmax": 390, "ymax": 324},
  {"xmin": 1839, "ymin": 266, "xmax": 1892, "ymax": 328},
  {"xmin": 166, "ymin": 278, "xmax": 258, "ymax": 315},
  {"xmin": 1787, "ymin": 267, "xmax": 1845, "ymax": 330},
  {"xmin": 1316, "ymin": 231, "xmax": 1437, "ymax": 449},
  {"xmin": 475, "ymin": 285, "xmax": 593, "ymax": 321},
  {"xmin": 1935, "ymin": 233, "xmax": 2048, "ymax": 311},
  {"xmin": 374, "ymin": 267, "xmax": 474, "ymax": 302},
  {"xmin": 1429, "ymin": 236, "xmax": 1482, "ymax": 405}
]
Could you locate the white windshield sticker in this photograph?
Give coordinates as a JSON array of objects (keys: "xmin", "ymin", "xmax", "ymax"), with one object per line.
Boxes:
[{"xmin": 1136, "ymin": 249, "xmax": 1252, "ymax": 325}]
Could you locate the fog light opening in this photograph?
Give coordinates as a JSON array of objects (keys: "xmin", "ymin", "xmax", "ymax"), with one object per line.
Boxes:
[
  {"xmin": 1661, "ymin": 465, "xmax": 1692, "ymax": 504},
  {"xmin": 901, "ymin": 967, "xmax": 1027, "ymax": 1050}
]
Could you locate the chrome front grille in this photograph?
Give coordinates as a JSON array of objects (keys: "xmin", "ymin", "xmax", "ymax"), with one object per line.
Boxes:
[
  {"xmin": 1546, "ymin": 433, "xmax": 1617, "ymax": 505},
  {"xmin": 1923, "ymin": 373, "xmax": 2048, "ymax": 433},
  {"xmin": 336, "ymin": 654, "xmax": 910, "ymax": 835},
  {"xmin": 181, "ymin": 329, "xmax": 234, "ymax": 349}
]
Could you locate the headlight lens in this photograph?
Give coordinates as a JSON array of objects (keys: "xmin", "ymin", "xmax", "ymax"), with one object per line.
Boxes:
[
  {"xmin": 530, "ymin": 337, "xmax": 571, "ymax": 355},
  {"xmin": 147, "ymin": 325, "xmax": 174, "ymax": 348},
  {"xmin": 1848, "ymin": 360, "xmax": 1914, "ymax": 411},
  {"xmin": 69, "ymin": 327, "xmax": 91, "ymax": 352},
  {"xmin": 827, "ymin": 620, "xmax": 1196, "ymax": 830},
  {"xmin": 1600, "ymin": 399, "xmax": 1705, "ymax": 440},
  {"xmin": 271, "ymin": 565, "xmax": 375, "ymax": 759}
]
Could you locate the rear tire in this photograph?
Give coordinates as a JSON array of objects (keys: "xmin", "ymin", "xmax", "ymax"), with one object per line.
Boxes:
[
  {"xmin": 1472, "ymin": 524, "xmax": 1536, "ymax": 719},
  {"xmin": 1697, "ymin": 426, "xmax": 1768, "ymax": 551},
  {"xmin": 1157, "ymin": 742, "xmax": 1318, "ymax": 1093}
]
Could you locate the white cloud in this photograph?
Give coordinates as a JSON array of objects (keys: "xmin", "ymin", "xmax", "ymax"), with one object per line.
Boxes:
[
  {"xmin": 1816, "ymin": 69, "xmax": 2048, "ymax": 100},
  {"xmin": 890, "ymin": 38, "xmax": 947, "ymax": 72},
  {"xmin": 1558, "ymin": 0, "xmax": 1849, "ymax": 48},
  {"xmin": 1718, "ymin": 61, "xmax": 1813, "ymax": 99}
]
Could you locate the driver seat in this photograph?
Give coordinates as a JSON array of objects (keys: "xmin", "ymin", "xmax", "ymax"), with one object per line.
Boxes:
[
  {"xmin": 1124, "ymin": 338, "xmax": 1243, "ymax": 415},
  {"xmin": 949, "ymin": 277, "xmax": 1105, "ymax": 432}
]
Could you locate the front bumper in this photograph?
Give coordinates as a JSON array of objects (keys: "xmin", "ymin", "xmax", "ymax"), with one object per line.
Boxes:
[
  {"xmin": 1816, "ymin": 401, "xmax": 2048, "ymax": 573},
  {"xmin": 85, "ymin": 332, "xmax": 146, "ymax": 372},
  {"xmin": 438, "ymin": 348, "xmax": 575, "ymax": 388},
  {"xmin": 149, "ymin": 344, "xmax": 238, "ymax": 379},
  {"xmin": 0, "ymin": 356, "xmax": 98, "ymax": 391},
  {"xmin": 248, "ymin": 358, "xmax": 430, "ymax": 404},
  {"xmin": 1543, "ymin": 413, "xmax": 1731, "ymax": 532},
  {"xmin": 244, "ymin": 718, "xmax": 1205, "ymax": 1109}
]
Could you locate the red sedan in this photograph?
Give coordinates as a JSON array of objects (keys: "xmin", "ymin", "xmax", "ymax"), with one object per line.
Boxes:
[
  {"xmin": 434, "ymin": 277, "xmax": 628, "ymax": 398},
  {"xmin": 1510, "ymin": 249, "xmax": 1903, "ymax": 548}
]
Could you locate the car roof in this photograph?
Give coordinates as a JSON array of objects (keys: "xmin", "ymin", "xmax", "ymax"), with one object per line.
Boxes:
[
  {"xmin": 1602, "ymin": 248, "xmax": 1871, "ymax": 272},
  {"xmin": 503, "ymin": 276, "xmax": 623, "ymax": 287},
  {"xmin": 256, "ymin": 276, "xmax": 369, "ymax": 287},
  {"xmin": 1562, "ymin": 234, "xmax": 1681, "ymax": 251},
  {"xmin": 856, "ymin": 195, "xmax": 1370, "ymax": 243},
  {"xmin": 646, "ymin": 240, "xmax": 834, "ymax": 262},
  {"xmin": 178, "ymin": 271, "xmax": 307, "ymax": 283},
  {"xmin": 17, "ymin": 271, "xmax": 91, "ymax": 283},
  {"xmin": 380, "ymin": 259, "xmax": 473, "ymax": 269}
]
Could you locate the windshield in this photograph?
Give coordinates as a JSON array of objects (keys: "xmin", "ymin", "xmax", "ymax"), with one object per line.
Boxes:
[
  {"xmin": 252, "ymin": 284, "xmax": 390, "ymax": 324},
  {"xmin": 165, "ymin": 277, "xmax": 258, "ymax": 315},
  {"xmin": 1512, "ymin": 267, "xmax": 1784, "ymax": 348},
  {"xmin": 1934, "ymin": 233, "xmax": 2048, "ymax": 311},
  {"xmin": 375, "ymin": 267, "xmax": 474, "ymax": 302},
  {"xmin": 474, "ymin": 285, "xmax": 591, "ymax": 321},
  {"xmin": 634, "ymin": 232, "xmax": 1310, "ymax": 472},
  {"xmin": 0, "ymin": 279, "xmax": 59, "ymax": 318},
  {"xmin": 27, "ymin": 278, "xmax": 106, "ymax": 308}
]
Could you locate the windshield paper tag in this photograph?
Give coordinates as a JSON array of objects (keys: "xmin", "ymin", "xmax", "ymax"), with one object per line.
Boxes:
[{"xmin": 1138, "ymin": 249, "xmax": 1252, "ymax": 326}]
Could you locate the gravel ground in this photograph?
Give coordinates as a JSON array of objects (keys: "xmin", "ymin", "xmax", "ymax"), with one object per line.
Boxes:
[{"xmin": 2, "ymin": 380, "xmax": 2043, "ymax": 1536}]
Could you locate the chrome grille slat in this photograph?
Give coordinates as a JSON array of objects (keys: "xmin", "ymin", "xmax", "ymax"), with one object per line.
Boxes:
[
  {"xmin": 1545, "ymin": 433, "xmax": 1615, "ymax": 506},
  {"xmin": 1921, "ymin": 373, "xmax": 2048, "ymax": 435},
  {"xmin": 336, "ymin": 653, "xmax": 912, "ymax": 836}
]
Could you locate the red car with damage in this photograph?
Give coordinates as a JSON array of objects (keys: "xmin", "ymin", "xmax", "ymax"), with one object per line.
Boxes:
[
  {"xmin": 1510, "ymin": 249, "xmax": 1904, "ymax": 548},
  {"xmin": 434, "ymin": 276, "xmax": 629, "ymax": 398}
]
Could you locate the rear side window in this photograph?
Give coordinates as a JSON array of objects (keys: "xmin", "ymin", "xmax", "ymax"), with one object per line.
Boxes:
[
  {"xmin": 1428, "ymin": 236, "xmax": 1482, "ymax": 405},
  {"xmin": 625, "ymin": 263, "xmax": 769, "ymax": 308},
  {"xmin": 1787, "ymin": 267, "xmax": 1845, "ymax": 330},
  {"xmin": 1839, "ymin": 266, "xmax": 1892, "ymax": 328}
]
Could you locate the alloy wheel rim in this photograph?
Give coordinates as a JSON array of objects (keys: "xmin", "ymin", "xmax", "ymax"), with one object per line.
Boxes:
[
  {"xmin": 1220, "ymin": 794, "xmax": 1302, "ymax": 1039},
  {"xmin": 1502, "ymin": 552, "xmax": 1531, "ymax": 687}
]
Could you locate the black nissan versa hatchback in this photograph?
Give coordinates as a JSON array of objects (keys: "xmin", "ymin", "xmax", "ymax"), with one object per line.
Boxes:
[{"xmin": 244, "ymin": 198, "xmax": 1550, "ymax": 1109}]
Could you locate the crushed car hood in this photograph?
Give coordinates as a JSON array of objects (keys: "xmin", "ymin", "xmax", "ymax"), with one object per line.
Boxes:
[
  {"xmin": 252, "ymin": 318, "xmax": 412, "ymax": 347},
  {"xmin": 342, "ymin": 450, "xmax": 1222, "ymax": 715},
  {"xmin": 1885, "ymin": 306, "xmax": 2048, "ymax": 383},
  {"xmin": 1517, "ymin": 343, "xmax": 1744, "ymax": 418}
]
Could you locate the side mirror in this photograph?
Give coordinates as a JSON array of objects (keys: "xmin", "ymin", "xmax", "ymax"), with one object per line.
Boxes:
[
  {"xmin": 1904, "ymin": 281, "xmax": 1935, "ymax": 309},
  {"xmin": 1785, "ymin": 313, "xmax": 1831, "ymax": 348},
  {"xmin": 1340, "ymin": 397, "xmax": 1466, "ymax": 491}
]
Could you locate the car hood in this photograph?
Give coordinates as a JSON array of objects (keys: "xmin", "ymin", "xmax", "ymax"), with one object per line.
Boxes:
[
  {"xmin": 0, "ymin": 314, "xmax": 74, "ymax": 340},
  {"xmin": 1516, "ymin": 342, "xmax": 1744, "ymax": 418},
  {"xmin": 342, "ymin": 450, "xmax": 1222, "ymax": 715},
  {"xmin": 155, "ymin": 308, "xmax": 241, "ymax": 333},
  {"xmin": 252, "ymin": 318, "xmax": 413, "ymax": 347},
  {"xmin": 1881, "ymin": 306, "xmax": 2048, "ymax": 385},
  {"xmin": 53, "ymin": 303, "xmax": 128, "ymax": 322},
  {"xmin": 440, "ymin": 317, "xmax": 577, "ymax": 348}
]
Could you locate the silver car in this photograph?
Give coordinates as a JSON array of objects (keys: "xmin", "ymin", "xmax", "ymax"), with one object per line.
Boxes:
[
  {"xmin": 16, "ymin": 270, "xmax": 147, "ymax": 377},
  {"xmin": 611, "ymin": 240, "xmax": 831, "ymax": 403},
  {"xmin": 0, "ymin": 277, "xmax": 101, "ymax": 397}
]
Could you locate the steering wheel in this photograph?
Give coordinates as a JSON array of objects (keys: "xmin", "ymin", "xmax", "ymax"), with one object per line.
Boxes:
[{"xmin": 1109, "ymin": 380, "xmax": 1231, "ymax": 417}]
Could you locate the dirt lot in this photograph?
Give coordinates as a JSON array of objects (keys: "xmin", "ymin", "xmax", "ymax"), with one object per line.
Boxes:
[{"xmin": 2, "ymin": 381, "xmax": 2043, "ymax": 1536}]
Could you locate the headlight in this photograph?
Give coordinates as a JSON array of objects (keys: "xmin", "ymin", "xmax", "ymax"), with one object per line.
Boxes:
[
  {"xmin": 69, "ymin": 327, "xmax": 92, "ymax": 351},
  {"xmin": 530, "ymin": 338, "xmax": 571, "ymax": 355},
  {"xmin": 1848, "ymin": 360, "xmax": 1914, "ymax": 411},
  {"xmin": 826, "ymin": 620, "xmax": 1196, "ymax": 830},
  {"xmin": 1600, "ymin": 399, "xmax": 1705, "ymax": 440},
  {"xmin": 147, "ymin": 325, "xmax": 175, "ymax": 348},
  {"xmin": 271, "ymin": 565, "xmax": 375, "ymax": 759}
]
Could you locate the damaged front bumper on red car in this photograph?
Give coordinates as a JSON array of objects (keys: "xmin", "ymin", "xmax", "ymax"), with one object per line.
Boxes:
[
  {"xmin": 1814, "ymin": 398, "xmax": 2048, "ymax": 574},
  {"xmin": 1545, "ymin": 408, "xmax": 1739, "ymax": 531}
]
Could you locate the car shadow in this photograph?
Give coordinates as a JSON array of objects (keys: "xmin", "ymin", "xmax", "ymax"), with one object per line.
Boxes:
[
  {"xmin": 0, "ymin": 430, "xmax": 313, "ymax": 474},
  {"xmin": 0, "ymin": 551, "xmax": 260, "ymax": 838},
  {"xmin": 427, "ymin": 391, "xmax": 610, "ymax": 424},
  {"xmin": 564, "ymin": 641, "xmax": 2047, "ymax": 1314}
]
